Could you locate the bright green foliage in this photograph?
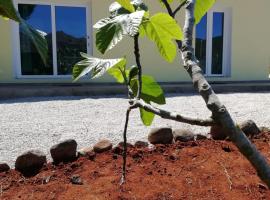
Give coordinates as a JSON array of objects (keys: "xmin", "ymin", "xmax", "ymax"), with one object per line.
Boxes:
[
  {"xmin": 0, "ymin": 0, "xmax": 48, "ymax": 64},
  {"xmin": 107, "ymin": 64, "xmax": 132, "ymax": 84},
  {"xmin": 107, "ymin": 65, "xmax": 126, "ymax": 83},
  {"xmin": 131, "ymin": 75, "xmax": 165, "ymax": 105},
  {"xmin": 158, "ymin": 0, "xmax": 216, "ymax": 24},
  {"xmin": 110, "ymin": 0, "xmax": 148, "ymax": 17},
  {"xmin": 72, "ymin": 0, "xmax": 216, "ymax": 126},
  {"xmin": 94, "ymin": 10, "xmax": 145, "ymax": 54},
  {"xmin": 141, "ymin": 13, "xmax": 183, "ymax": 62},
  {"xmin": 130, "ymin": 75, "xmax": 166, "ymax": 126},
  {"xmin": 74, "ymin": 0, "xmax": 216, "ymax": 126},
  {"xmin": 128, "ymin": 65, "xmax": 139, "ymax": 83},
  {"xmin": 116, "ymin": 0, "xmax": 135, "ymax": 12},
  {"xmin": 195, "ymin": 0, "xmax": 215, "ymax": 24},
  {"xmin": 140, "ymin": 108, "xmax": 155, "ymax": 126},
  {"xmin": 72, "ymin": 53, "xmax": 127, "ymax": 82}
]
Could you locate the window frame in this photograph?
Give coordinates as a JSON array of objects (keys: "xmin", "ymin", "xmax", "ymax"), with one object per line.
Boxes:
[
  {"xmin": 195, "ymin": 6, "xmax": 232, "ymax": 77},
  {"xmin": 12, "ymin": 0, "xmax": 92, "ymax": 79}
]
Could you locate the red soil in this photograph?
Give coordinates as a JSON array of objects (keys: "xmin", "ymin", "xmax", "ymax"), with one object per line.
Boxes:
[{"xmin": 1, "ymin": 133, "xmax": 270, "ymax": 200}]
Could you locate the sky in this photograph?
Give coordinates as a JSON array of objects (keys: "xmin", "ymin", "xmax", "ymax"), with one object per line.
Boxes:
[
  {"xmin": 19, "ymin": 4, "xmax": 87, "ymax": 38},
  {"xmin": 196, "ymin": 12, "xmax": 224, "ymax": 39}
]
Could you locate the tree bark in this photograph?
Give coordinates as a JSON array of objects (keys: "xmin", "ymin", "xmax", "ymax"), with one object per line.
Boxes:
[
  {"xmin": 177, "ymin": 0, "xmax": 270, "ymax": 187},
  {"xmin": 131, "ymin": 99, "xmax": 216, "ymax": 126}
]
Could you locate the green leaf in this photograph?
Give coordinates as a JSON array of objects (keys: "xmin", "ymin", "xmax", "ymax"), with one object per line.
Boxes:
[
  {"xmin": 107, "ymin": 65, "xmax": 126, "ymax": 83},
  {"xmin": 130, "ymin": 75, "xmax": 166, "ymax": 105},
  {"xmin": 110, "ymin": 0, "xmax": 148, "ymax": 17},
  {"xmin": 94, "ymin": 10, "xmax": 145, "ymax": 54},
  {"xmin": 20, "ymin": 20, "xmax": 48, "ymax": 65},
  {"xmin": 140, "ymin": 107, "xmax": 155, "ymax": 126},
  {"xmin": 195, "ymin": 0, "xmax": 215, "ymax": 24},
  {"xmin": 73, "ymin": 53, "xmax": 127, "ymax": 82},
  {"xmin": 130, "ymin": 75, "xmax": 165, "ymax": 126},
  {"xmin": 0, "ymin": 0, "xmax": 20, "ymax": 21},
  {"xmin": 0, "ymin": 0, "xmax": 48, "ymax": 64},
  {"xmin": 116, "ymin": 0, "xmax": 135, "ymax": 13},
  {"xmin": 150, "ymin": 13, "xmax": 183, "ymax": 39},
  {"xmin": 142, "ymin": 13, "xmax": 183, "ymax": 62},
  {"xmin": 128, "ymin": 65, "xmax": 138, "ymax": 81}
]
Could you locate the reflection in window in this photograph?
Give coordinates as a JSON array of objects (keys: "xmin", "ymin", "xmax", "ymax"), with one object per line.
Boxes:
[
  {"xmin": 212, "ymin": 12, "xmax": 224, "ymax": 74},
  {"xmin": 55, "ymin": 6, "xmax": 87, "ymax": 75},
  {"xmin": 18, "ymin": 4, "xmax": 53, "ymax": 75},
  {"xmin": 195, "ymin": 14, "xmax": 207, "ymax": 74}
]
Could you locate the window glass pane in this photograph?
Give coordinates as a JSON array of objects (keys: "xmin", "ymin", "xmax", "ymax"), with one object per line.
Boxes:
[
  {"xmin": 211, "ymin": 12, "xmax": 224, "ymax": 75},
  {"xmin": 55, "ymin": 6, "xmax": 87, "ymax": 75},
  {"xmin": 195, "ymin": 14, "xmax": 207, "ymax": 74},
  {"xmin": 18, "ymin": 4, "xmax": 53, "ymax": 75}
]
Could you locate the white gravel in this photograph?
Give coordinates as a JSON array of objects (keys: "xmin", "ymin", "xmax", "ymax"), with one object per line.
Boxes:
[{"xmin": 0, "ymin": 92, "xmax": 270, "ymax": 166}]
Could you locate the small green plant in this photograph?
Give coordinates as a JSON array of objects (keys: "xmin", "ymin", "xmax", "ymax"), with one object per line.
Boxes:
[
  {"xmin": 73, "ymin": 0, "xmax": 270, "ymax": 187},
  {"xmin": 1, "ymin": 0, "xmax": 269, "ymax": 188}
]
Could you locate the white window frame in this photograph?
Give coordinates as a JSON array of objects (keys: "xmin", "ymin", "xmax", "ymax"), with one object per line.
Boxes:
[
  {"xmin": 12, "ymin": 0, "xmax": 93, "ymax": 79},
  {"xmin": 195, "ymin": 6, "xmax": 232, "ymax": 77}
]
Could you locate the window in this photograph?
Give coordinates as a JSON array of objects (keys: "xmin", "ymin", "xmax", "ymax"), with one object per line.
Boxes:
[
  {"xmin": 195, "ymin": 8, "xmax": 231, "ymax": 77},
  {"xmin": 13, "ymin": 1, "xmax": 91, "ymax": 77}
]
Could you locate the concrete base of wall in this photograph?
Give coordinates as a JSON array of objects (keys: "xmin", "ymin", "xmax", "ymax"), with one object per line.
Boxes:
[{"xmin": 0, "ymin": 81, "xmax": 270, "ymax": 100}]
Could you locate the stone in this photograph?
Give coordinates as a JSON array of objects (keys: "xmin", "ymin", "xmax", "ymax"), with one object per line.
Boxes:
[
  {"xmin": 87, "ymin": 151, "xmax": 96, "ymax": 161},
  {"xmin": 173, "ymin": 129, "xmax": 195, "ymax": 142},
  {"xmin": 260, "ymin": 126, "xmax": 270, "ymax": 133},
  {"xmin": 78, "ymin": 147, "xmax": 94, "ymax": 157},
  {"xmin": 78, "ymin": 147, "xmax": 96, "ymax": 160},
  {"xmin": 0, "ymin": 163, "xmax": 10, "ymax": 173},
  {"xmin": 112, "ymin": 146, "xmax": 123, "ymax": 155},
  {"xmin": 70, "ymin": 174, "xmax": 83, "ymax": 185},
  {"xmin": 210, "ymin": 125, "xmax": 228, "ymax": 140},
  {"xmin": 117, "ymin": 141, "xmax": 134, "ymax": 148},
  {"xmin": 148, "ymin": 127, "xmax": 173, "ymax": 144},
  {"xmin": 15, "ymin": 150, "xmax": 46, "ymax": 176},
  {"xmin": 239, "ymin": 120, "xmax": 260, "ymax": 137},
  {"xmin": 93, "ymin": 139, "xmax": 112, "ymax": 153},
  {"xmin": 50, "ymin": 139, "xmax": 77, "ymax": 163},
  {"xmin": 134, "ymin": 141, "xmax": 149, "ymax": 148},
  {"xmin": 196, "ymin": 134, "xmax": 208, "ymax": 140}
]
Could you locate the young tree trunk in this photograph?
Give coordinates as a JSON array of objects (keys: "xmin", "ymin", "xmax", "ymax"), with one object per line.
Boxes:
[{"xmin": 178, "ymin": 0, "xmax": 270, "ymax": 187}]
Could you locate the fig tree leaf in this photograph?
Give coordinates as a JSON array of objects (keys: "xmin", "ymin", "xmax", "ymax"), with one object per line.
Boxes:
[
  {"xmin": 94, "ymin": 10, "xmax": 145, "ymax": 54},
  {"xmin": 140, "ymin": 107, "xmax": 155, "ymax": 126},
  {"xmin": 130, "ymin": 75, "xmax": 166, "ymax": 105},
  {"xmin": 142, "ymin": 13, "xmax": 183, "ymax": 62},
  {"xmin": 195, "ymin": 0, "xmax": 215, "ymax": 24},
  {"xmin": 73, "ymin": 54, "xmax": 127, "ymax": 82},
  {"xmin": 116, "ymin": 0, "xmax": 135, "ymax": 13}
]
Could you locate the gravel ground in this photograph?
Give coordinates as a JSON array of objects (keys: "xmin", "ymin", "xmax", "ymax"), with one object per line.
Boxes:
[{"xmin": 0, "ymin": 92, "xmax": 270, "ymax": 166}]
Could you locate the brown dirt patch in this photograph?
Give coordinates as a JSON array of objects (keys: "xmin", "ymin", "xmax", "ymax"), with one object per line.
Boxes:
[{"xmin": 1, "ymin": 133, "xmax": 270, "ymax": 200}]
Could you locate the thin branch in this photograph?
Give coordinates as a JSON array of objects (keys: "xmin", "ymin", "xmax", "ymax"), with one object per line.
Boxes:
[
  {"xmin": 131, "ymin": 99, "xmax": 216, "ymax": 126},
  {"xmin": 120, "ymin": 107, "xmax": 132, "ymax": 185},
  {"xmin": 134, "ymin": 34, "xmax": 142, "ymax": 99},
  {"xmin": 172, "ymin": 0, "xmax": 187, "ymax": 17},
  {"xmin": 119, "ymin": 68, "xmax": 134, "ymax": 99},
  {"xmin": 161, "ymin": 0, "xmax": 174, "ymax": 17},
  {"xmin": 161, "ymin": 0, "xmax": 183, "ymax": 49},
  {"xmin": 168, "ymin": 0, "xmax": 270, "ymax": 187}
]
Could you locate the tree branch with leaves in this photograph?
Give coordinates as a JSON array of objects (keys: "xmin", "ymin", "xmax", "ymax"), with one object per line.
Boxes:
[{"xmin": 73, "ymin": 0, "xmax": 270, "ymax": 187}]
